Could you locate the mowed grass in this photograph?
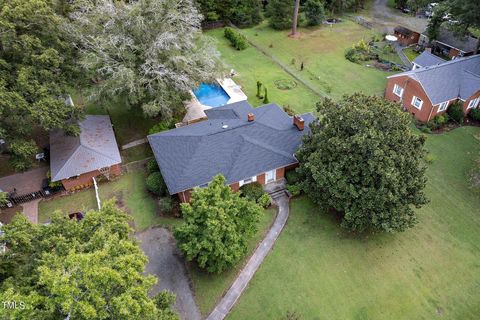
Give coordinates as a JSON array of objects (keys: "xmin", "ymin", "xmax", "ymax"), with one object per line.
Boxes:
[
  {"xmin": 120, "ymin": 144, "xmax": 153, "ymax": 164},
  {"xmin": 238, "ymin": 20, "xmax": 392, "ymax": 99},
  {"xmin": 38, "ymin": 173, "xmax": 180, "ymax": 230},
  {"xmin": 228, "ymin": 126, "xmax": 480, "ymax": 320},
  {"xmin": 207, "ymin": 29, "xmax": 320, "ymax": 114},
  {"xmin": 189, "ymin": 207, "xmax": 277, "ymax": 315}
]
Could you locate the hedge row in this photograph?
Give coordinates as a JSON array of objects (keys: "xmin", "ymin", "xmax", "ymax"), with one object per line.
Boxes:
[{"xmin": 224, "ymin": 27, "xmax": 248, "ymax": 50}]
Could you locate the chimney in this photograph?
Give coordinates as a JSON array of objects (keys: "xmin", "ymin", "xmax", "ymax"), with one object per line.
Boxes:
[
  {"xmin": 293, "ymin": 115, "xmax": 304, "ymax": 131},
  {"xmin": 248, "ymin": 113, "xmax": 254, "ymax": 122}
]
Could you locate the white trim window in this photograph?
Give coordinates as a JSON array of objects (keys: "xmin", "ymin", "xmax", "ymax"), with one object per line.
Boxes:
[
  {"xmin": 239, "ymin": 175, "xmax": 257, "ymax": 187},
  {"xmin": 411, "ymin": 96, "xmax": 423, "ymax": 110},
  {"xmin": 393, "ymin": 84, "xmax": 404, "ymax": 98},
  {"xmin": 467, "ymin": 97, "xmax": 480, "ymax": 109},
  {"xmin": 437, "ymin": 101, "xmax": 449, "ymax": 112}
]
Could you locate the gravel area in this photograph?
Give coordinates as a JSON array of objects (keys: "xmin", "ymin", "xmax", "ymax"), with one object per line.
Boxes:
[{"xmin": 135, "ymin": 227, "xmax": 201, "ymax": 320}]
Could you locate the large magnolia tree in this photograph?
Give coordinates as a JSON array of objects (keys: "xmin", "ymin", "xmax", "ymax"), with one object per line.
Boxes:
[
  {"xmin": 0, "ymin": 200, "xmax": 178, "ymax": 320},
  {"xmin": 174, "ymin": 175, "xmax": 262, "ymax": 273},
  {"xmin": 297, "ymin": 94, "xmax": 428, "ymax": 232},
  {"xmin": 67, "ymin": 0, "xmax": 221, "ymax": 118}
]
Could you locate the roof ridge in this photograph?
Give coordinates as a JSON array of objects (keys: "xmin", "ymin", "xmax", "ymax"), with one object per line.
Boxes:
[
  {"xmin": 52, "ymin": 146, "xmax": 82, "ymax": 181},
  {"xmin": 414, "ymin": 55, "xmax": 480, "ymax": 74}
]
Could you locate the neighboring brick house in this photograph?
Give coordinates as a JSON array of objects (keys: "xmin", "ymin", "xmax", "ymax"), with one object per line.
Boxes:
[
  {"xmin": 50, "ymin": 115, "xmax": 122, "ymax": 191},
  {"xmin": 419, "ymin": 28, "xmax": 478, "ymax": 59},
  {"xmin": 148, "ymin": 101, "xmax": 314, "ymax": 203},
  {"xmin": 411, "ymin": 51, "xmax": 445, "ymax": 70},
  {"xmin": 385, "ymin": 55, "xmax": 480, "ymax": 123},
  {"xmin": 394, "ymin": 26, "xmax": 420, "ymax": 47}
]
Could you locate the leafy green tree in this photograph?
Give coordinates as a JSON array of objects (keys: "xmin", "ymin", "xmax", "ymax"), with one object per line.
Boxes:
[
  {"xmin": 0, "ymin": 191, "xmax": 7, "ymax": 205},
  {"xmin": 0, "ymin": 0, "xmax": 83, "ymax": 170},
  {"xmin": 297, "ymin": 94, "xmax": 428, "ymax": 232},
  {"xmin": 174, "ymin": 175, "xmax": 262, "ymax": 273},
  {"xmin": 0, "ymin": 200, "xmax": 178, "ymax": 320},
  {"xmin": 305, "ymin": 0, "xmax": 326, "ymax": 26},
  {"xmin": 267, "ymin": 0, "xmax": 294, "ymax": 30},
  {"xmin": 9, "ymin": 140, "xmax": 38, "ymax": 171},
  {"xmin": 406, "ymin": 0, "xmax": 430, "ymax": 15},
  {"xmin": 426, "ymin": 3, "xmax": 448, "ymax": 41},
  {"xmin": 67, "ymin": 0, "xmax": 221, "ymax": 119},
  {"xmin": 196, "ymin": 0, "xmax": 262, "ymax": 27},
  {"xmin": 444, "ymin": 0, "xmax": 480, "ymax": 53}
]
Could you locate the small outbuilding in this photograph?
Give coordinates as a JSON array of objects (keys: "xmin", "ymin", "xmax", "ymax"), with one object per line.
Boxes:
[
  {"xmin": 394, "ymin": 26, "xmax": 420, "ymax": 46},
  {"xmin": 49, "ymin": 115, "xmax": 122, "ymax": 191}
]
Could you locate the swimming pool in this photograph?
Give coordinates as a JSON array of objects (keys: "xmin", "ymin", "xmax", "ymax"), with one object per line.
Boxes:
[{"xmin": 193, "ymin": 83, "xmax": 230, "ymax": 107}]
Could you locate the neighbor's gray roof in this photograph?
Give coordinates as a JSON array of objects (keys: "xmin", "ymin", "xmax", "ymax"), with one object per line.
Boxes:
[
  {"xmin": 433, "ymin": 28, "xmax": 478, "ymax": 53},
  {"xmin": 50, "ymin": 115, "xmax": 121, "ymax": 181},
  {"xmin": 413, "ymin": 51, "xmax": 445, "ymax": 68},
  {"xmin": 388, "ymin": 55, "xmax": 480, "ymax": 105},
  {"xmin": 148, "ymin": 101, "xmax": 315, "ymax": 195}
]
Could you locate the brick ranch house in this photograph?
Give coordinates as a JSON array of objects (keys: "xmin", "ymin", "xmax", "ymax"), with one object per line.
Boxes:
[
  {"xmin": 148, "ymin": 101, "xmax": 314, "ymax": 202},
  {"xmin": 385, "ymin": 55, "xmax": 480, "ymax": 123},
  {"xmin": 50, "ymin": 115, "xmax": 122, "ymax": 191}
]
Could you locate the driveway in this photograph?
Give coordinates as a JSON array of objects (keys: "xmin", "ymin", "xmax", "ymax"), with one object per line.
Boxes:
[
  {"xmin": 135, "ymin": 227, "xmax": 201, "ymax": 320},
  {"xmin": 364, "ymin": 0, "xmax": 428, "ymax": 33}
]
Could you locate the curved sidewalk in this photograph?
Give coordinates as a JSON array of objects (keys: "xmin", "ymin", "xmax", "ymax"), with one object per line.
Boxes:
[{"xmin": 206, "ymin": 194, "xmax": 290, "ymax": 320}]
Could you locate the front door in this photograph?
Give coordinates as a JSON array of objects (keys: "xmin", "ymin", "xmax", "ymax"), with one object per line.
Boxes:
[{"xmin": 266, "ymin": 170, "xmax": 276, "ymax": 183}]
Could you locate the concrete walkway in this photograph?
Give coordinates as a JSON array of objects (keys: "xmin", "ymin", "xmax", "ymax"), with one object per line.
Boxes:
[
  {"xmin": 206, "ymin": 193, "xmax": 290, "ymax": 320},
  {"xmin": 121, "ymin": 138, "xmax": 148, "ymax": 150},
  {"xmin": 21, "ymin": 199, "xmax": 40, "ymax": 224},
  {"xmin": 394, "ymin": 43, "xmax": 413, "ymax": 69}
]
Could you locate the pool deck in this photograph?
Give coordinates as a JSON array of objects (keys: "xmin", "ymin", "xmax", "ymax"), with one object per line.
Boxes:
[{"xmin": 182, "ymin": 78, "xmax": 247, "ymax": 124}]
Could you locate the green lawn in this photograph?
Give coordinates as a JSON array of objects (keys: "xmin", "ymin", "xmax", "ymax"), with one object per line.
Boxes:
[
  {"xmin": 188, "ymin": 207, "xmax": 277, "ymax": 315},
  {"xmin": 228, "ymin": 126, "xmax": 480, "ymax": 320},
  {"xmin": 38, "ymin": 173, "xmax": 181, "ymax": 230},
  {"xmin": 207, "ymin": 29, "xmax": 320, "ymax": 114},
  {"xmin": 233, "ymin": 20, "xmax": 392, "ymax": 100},
  {"xmin": 120, "ymin": 144, "xmax": 153, "ymax": 164},
  {"xmin": 404, "ymin": 47, "xmax": 420, "ymax": 62}
]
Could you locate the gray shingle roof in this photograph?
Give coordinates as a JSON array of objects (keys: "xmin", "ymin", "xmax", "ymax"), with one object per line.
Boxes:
[
  {"xmin": 433, "ymin": 28, "xmax": 478, "ymax": 53},
  {"xmin": 148, "ymin": 101, "xmax": 315, "ymax": 195},
  {"xmin": 413, "ymin": 51, "xmax": 445, "ymax": 68},
  {"xmin": 50, "ymin": 115, "xmax": 121, "ymax": 182},
  {"xmin": 388, "ymin": 55, "xmax": 480, "ymax": 105}
]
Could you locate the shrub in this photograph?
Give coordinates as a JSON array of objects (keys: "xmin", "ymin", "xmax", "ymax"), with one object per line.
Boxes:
[
  {"xmin": 149, "ymin": 120, "xmax": 172, "ymax": 135},
  {"xmin": 46, "ymin": 170, "xmax": 63, "ymax": 189},
  {"xmin": 345, "ymin": 39, "xmax": 376, "ymax": 63},
  {"xmin": 224, "ymin": 28, "xmax": 248, "ymax": 50},
  {"xmin": 283, "ymin": 105, "xmax": 295, "ymax": 116},
  {"xmin": 287, "ymin": 184, "xmax": 301, "ymax": 196},
  {"xmin": 263, "ymin": 87, "xmax": 269, "ymax": 104},
  {"xmin": 425, "ymin": 154, "xmax": 435, "ymax": 164},
  {"xmin": 256, "ymin": 81, "xmax": 262, "ymax": 98},
  {"xmin": 240, "ymin": 182, "xmax": 264, "ymax": 202},
  {"xmin": 419, "ymin": 126, "xmax": 431, "ymax": 134},
  {"xmin": 258, "ymin": 193, "xmax": 271, "ymax": 208},
  {"xmin": 427, "ymin": 114, "xmax": 449, "ymax": 130},
  {"xmin": 158, "ymin": 197, "xmax": 174, "ymax": 213},
  {"xmin": 146, "ymin": 172, "xmax": 167, "ymax": 196},
  {"xmin": 304, "ymin": 0, "xmax": 325, "ymax": 26},
  {"xmin": 147, "ymin": 158, "xmax": 159, "ymax": 173},
  {"xmin": 469, "ymin": 108, "xmax": 480, "ymax": 121},
  {"xmin": 447, "ymin": 102, "xmax": 464, "ymax": 123},
  {"xmin": 285, "ymin": 170, "xmax": 301, "ymax": 184}
]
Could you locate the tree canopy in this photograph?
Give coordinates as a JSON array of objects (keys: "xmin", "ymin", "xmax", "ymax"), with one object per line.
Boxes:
[
  {"xmin": 0, "ymin": 200, "xmax": 178, "ymax": 320},
  {"xmin": 0, "ymin": 0, "xmax": 83, "ymax": 170},
  {"xmin": 67, "ymin": 0, "xmax": 221, "ymax": 118},
  {"xmin": 174, "ymin": 175, "xmax": 262, "ymax": 273},
  {"xmin": 196, "ymin": 0, "xmax": 262, "ymax": 27},
  {"xmin": 267, "ymin": 0, "xmax": 295, "ymax": 30},
  {"xmin": 297, "ymin": 94, "xmax": 428, "ymax": 232}
]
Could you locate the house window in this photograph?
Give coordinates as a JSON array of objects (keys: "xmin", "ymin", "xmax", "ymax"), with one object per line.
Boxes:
[
  {"xmin": 239, "ymin": 176, "xmax": 257, "ymax": 187},
  {"xmin": 393, "ymin": 84, "xmax": 404, "ymax": 98},
  {"xmin": 467, "ymin": 97, "xmax": 480, "ymax": 109},
  {"xmin": 437, "ymin": 101, "xmax": 449, "ymax": 112},
  {"xmin": 411, "ymin": 96, "xmax": 423, "ymax": 110}
]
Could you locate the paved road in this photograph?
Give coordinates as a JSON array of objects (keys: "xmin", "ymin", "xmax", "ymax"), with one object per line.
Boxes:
[
  {"xmin": 135, "ymin": 227, "xmax": 201, "ymax": 320},
  {"xmin": 206, "ymin": 194, "xmax": 290, "ymax": 320}
]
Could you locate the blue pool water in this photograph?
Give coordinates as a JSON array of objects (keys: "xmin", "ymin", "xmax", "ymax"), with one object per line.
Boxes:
[{"xmin": 193, "ymin": 83, "xmax": 230, "ymax": 107}]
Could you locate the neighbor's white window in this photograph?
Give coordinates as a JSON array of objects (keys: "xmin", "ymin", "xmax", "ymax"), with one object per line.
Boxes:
[
  {"xmin": 239, "ymin": 176, "xmax": 257, "ymax": 187},
  {"xmin": 437, "ymin": 101, "xmax": 449, "ymax": 112},
  {"xmin": 411, "ymin": 96, "xmax": 423, "ymax": 109},
  {"xmin": 393, "ymin": 84, "xmax": 404, "ymax": 98},
  {"xmin": 467, "ymin": 97, "xmax": 480, "ymax": 109}
]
